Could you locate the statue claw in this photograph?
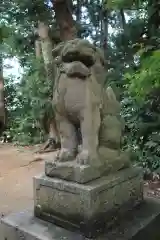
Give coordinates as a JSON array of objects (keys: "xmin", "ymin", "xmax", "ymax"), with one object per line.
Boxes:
[
  {"xmin": 54, "ymin": 148, "xmax": 76, "ymax": 162},
  {"xmin": 76, "ymin": 150, "xmax": 90, "ymax": 165}
]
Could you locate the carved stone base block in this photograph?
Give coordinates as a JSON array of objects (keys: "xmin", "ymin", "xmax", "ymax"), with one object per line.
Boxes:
[
  {"xmin": 45, "ymin": 160, "xmax": 105, "ymax": 184},
  {"xmin": 34, "ymin": 167, "xmax": 143, "ymax": 238},
  {"xmin": 2, "ymin": 199, "xmax": 160, "ymax": 240},
  {"xmin": 45, "ymin": 158, "xmax": 130, "ymax": 184}
]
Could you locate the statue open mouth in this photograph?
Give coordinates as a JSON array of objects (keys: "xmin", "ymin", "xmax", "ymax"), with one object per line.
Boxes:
[
  {"xmin": 62, "ymin": 49, "xmax": 95, "ymax": 67},
  {"xmin": 61, "ymin": 49, "xmax": 95, "ymax": 79}
]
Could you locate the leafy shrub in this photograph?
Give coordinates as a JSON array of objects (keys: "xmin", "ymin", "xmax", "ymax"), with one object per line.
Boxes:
[
  {"xmin": 122, "ymin": 50, "xmax": 160, "ymax": 170},
  {"xmin": 5, "ymin": 57, "xmax": 53, "ymax": 145}
]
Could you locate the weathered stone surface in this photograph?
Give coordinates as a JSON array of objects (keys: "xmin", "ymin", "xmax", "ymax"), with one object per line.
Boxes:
[
  {"xmin": 45, "ymin": 160, "xmax": 104, "ymax": 183},
  {"xmin": 45, "ymin": 154, "xmax": 130, "ymax": 183},
  {"xmin": 1, "ymin": 198, "xmax": 160, "ymax": 240},
  {"xmin": 0, "ymin": 210, "xmax": 82, "ymax": 240},
  {"xmin": 47, "ymin": 38, "xmax": 128, "ymax": 171},
  {"xmin": 34, "ymin": 167, "xmax": 143, "ymax": 238}
]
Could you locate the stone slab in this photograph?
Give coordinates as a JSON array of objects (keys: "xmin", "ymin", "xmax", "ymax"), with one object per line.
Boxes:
[
  {"xmin": 0, "ymin": 210, "xmax": 83, "ymax": 240},
  {"xmin": 45, "ymin": 158, "xmax": 130, "ymax": 184},
  {"xmin": 1, "ymin": 198, "xmax": 160, "ymax": 240},
  {"xmin": 34, "ymin": 167, "xmax": 143, "ymax": 238},
  {"xmin": 45, "ymin": 160, "xmax": 104, "ymax": 184}
]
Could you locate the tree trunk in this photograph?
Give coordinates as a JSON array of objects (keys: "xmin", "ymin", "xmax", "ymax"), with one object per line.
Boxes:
[
  {"xmin": 100, "ymin": 5, "xmax": 104, "ymax": 48},
  {"xmin": 35, "ymin": 39, "xmax": 42, "ymax": 58},
  {"xmin": 120, "ymin": 9, "xmax": 126, "ymax": 31},
  {"xmin": 0, "ymin": 55, "xmax": 6, "ymax": 135},
  {"xmin": 37, "ymin": 21, "xmax": 56, "ymax": 81},
  {"xmin": 0, "ymin": 55, "xmax": 5, "ymax": 135},
  {"xmin": 38, "ymin": 0, "xmax": 77, "ymax": 153},
  {"xmin": 102, "ymin": 9, "xmax": 109, "ymax": 58},
  {"xmin": 36, "ymin": 21, "xmax": 60, "ymax": 153},
  {"xmin": 53, "ymin": 0, "xmax": 77, "ymax": 41},
  {"xmin": 147, "ymin": 0, "xmax": 160, "ymax": 42},
  {"xmin": 76, "ymin": 0, "xmax": 82, "ymax": 37},
  {"xmin": 76, "ymin": 0, "xmax": 81, "ymax": 22},
  {"xmin": 100, "ymin": 4, "xmax": 109, "ymax": 67}
]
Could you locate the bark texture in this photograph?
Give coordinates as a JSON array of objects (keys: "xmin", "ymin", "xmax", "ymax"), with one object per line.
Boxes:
[
  {"xmin": 0, "ymin": 56, "xmax": 5, "ymax": 135},
  {"xmin": 36, "ymin": 21, "xmax": 60, "ymax": 153},
  {"xmin": 53, "ymin": 0, "xmax": 77, "ymax": 41},
  {"xmin": 37, "ymin": 0, "xmax": 77, "ymax": 153}
]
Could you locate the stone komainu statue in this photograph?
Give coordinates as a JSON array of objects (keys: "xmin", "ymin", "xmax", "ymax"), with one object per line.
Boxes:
[{"xmin": 50, "ymin": 38, "xmax": 129, "ymax": 170}]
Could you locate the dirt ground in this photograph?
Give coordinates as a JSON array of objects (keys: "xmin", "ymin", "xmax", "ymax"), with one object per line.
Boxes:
[{"xmin": 0, "ymin": 143, "xmax": 44, "ymax": 217}]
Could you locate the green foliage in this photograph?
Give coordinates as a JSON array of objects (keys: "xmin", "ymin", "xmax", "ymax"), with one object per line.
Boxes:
[
  {"xmin": 122, "ymin": 49, "xmax": 160, "ymax": 170},
  {"xmin": 104, "ymin": 0, "xmax": 143, "ymax": 9},
  {"xmin": 2, "ymin": 0, "xmax": 160, "ymax": 172},
  {"xmin": 125, "ymin": 50, "xmax": 160, "ymax": 99},
  {"xmin": 122, "ymin": 90, "xmax": 160, "ymax": 170},
  {"xmin": 0, "ymin": 25, "xmax": 10, "ymax": 43},
  {"xmin": 5, "ymin": 58, "xmax": 53, "ymax": 145}
]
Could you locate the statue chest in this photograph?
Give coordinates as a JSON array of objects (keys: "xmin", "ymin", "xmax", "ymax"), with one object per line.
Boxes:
[
  {"xmin": 64, "ymin": 77, "xmax": 87, "ymax": 113},
  {"xmin": 54, "ymin": 77, "xmax": 87, "ymax": 115}
]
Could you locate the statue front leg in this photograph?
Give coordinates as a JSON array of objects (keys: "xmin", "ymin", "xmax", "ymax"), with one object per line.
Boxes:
[
  {"xmin": 55, "ymin": 114, "xmax": 78, "ymax": 162},
  {"xmin": 76, "ymin": 106, "xmax": 101, "ymax": 166}
]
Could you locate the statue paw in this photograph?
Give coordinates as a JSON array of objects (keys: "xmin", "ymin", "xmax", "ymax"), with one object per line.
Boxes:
[
  {"xmin": 55, "ymin": 148, "xmax": 75, "ymax": 162},
  {"xmin": 76, "ymin": 150, "xmax": 90, "ymax": 165}
]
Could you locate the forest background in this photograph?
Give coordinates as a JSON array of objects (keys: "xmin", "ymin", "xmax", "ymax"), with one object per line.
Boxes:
[{"xmin": 0, "ymin": 0, "xmax": 160, "ymax": 171}]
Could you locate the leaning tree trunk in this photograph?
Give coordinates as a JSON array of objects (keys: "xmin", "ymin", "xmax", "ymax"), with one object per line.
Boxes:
[
  {"xmin": 36, "ymin": 21, "xmax": 60, "ymax": 153},
  {"xmin": 37, "ymin": 21, "xmax": 55, "ymax": 83},
  {"xmin": 100, "ymin": 6, "xmax": 109, "ymax": 60},
  {"xmin": 0, "ymin": 54, "xmax": 5, "ymax": 136},
  {"xmin": 37, "ymin": 0, "xmax": 77, "ymax": 153},
  {"xmin": 35, "ymin": 38, "xmax": 42, "ymax": 58}
]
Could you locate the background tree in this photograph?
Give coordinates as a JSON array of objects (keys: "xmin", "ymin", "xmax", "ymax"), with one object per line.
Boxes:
[{"xmin": 1, "ymin": 0, "xmax": 160, "ymax": 171}]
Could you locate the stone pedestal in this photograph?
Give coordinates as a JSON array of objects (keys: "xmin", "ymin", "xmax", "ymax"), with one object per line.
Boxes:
[
  {"xmin": 2, "ymin": 198, "xmax": 160, "ymax": 240},
  {"xmin": 34, "ymin": 167, "xmax": 143, "ymax": 238},
  {"xmin": 45, "ymin": 159, "xmax": 105, "ymax": 184},
  {"xmin": 45, "ymin": 157, "xmax": 130, "ymax": 184}
]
